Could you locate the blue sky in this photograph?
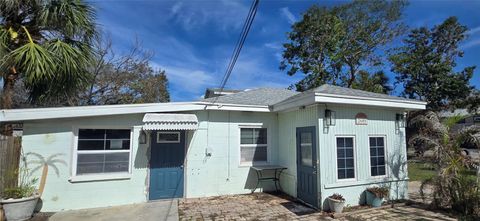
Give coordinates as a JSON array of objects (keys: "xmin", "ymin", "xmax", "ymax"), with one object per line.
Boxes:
[{"xmin": 93, "ymin": 0, "xmax": 480, "ymax": 101}]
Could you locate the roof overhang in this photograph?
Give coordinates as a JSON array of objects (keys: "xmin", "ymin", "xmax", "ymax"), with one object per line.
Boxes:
[
  {"xmin": 273, "ymin": 92, "xmax": 426, "ymax": 112},
  {"xmin": 0, "ymin": 102, "xmax": 271, "ymax": 122},
  {"xmin": 142, "ymin": 113, "xmax": 198, "ymax": 130}
]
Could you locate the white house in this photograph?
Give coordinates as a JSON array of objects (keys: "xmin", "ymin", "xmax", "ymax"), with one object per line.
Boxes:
[{"xmin": 0, "ymin": 85, "xmax": 426, "ymax": 211}]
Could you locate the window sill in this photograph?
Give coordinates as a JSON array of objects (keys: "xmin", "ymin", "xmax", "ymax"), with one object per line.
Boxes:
[
  {"xmin": 69, "ymin": 173, "xmax": 131, "ymax": 183},
  {"xmin": 324, "ymin": 178, "xmax": 409, "ymax": 189}
]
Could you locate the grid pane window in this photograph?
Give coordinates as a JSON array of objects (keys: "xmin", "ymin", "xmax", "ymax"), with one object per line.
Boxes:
[
  {"xmin": 337, "ymin": 137, "xmax": 355, "ymax": 179},
  {"xmin": 370, "ymin": 137, "xmax": 386, "ymax": 176},
  {"xmin": 76, "ymin": 129, "xmax": 131, "ymax": 175},
  {"xmin": 240, "ymin": 128, "xmax": 267, "ymax": 163}
]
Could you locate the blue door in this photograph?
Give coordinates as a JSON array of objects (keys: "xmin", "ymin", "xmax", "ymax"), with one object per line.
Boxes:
[
  {"xmin": 149, "ymin": 131, "xmax": 185, "ymax": 200},
  {"xmin": 296, "ymin": 126, "xmax": 318, "ymax": 208}
]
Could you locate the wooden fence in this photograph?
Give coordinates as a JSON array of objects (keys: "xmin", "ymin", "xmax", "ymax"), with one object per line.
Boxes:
[{"xmin": 0, "ymin": 135, "xmax": 21, "ymax": 194}]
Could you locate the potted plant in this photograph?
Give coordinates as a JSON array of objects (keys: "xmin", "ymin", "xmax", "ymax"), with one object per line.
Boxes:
[
  {"xmin": 366, "ymin": 186, "xmax": 389, "ymax": 207},
  {"xmin": 1, "ymin": 155, "xmax": 39, "ymax": 221},
  {"xmin": 327, "ymin": 193, "xmax": 346, "ymax": 213}
]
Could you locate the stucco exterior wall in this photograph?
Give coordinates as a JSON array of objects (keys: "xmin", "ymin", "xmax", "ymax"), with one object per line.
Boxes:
[
  {"xmin": 21, "ymin": 110, "xmax": 279, "ymax": 211},
  {"xmin": 21, "ymin": 105, "xmax": 408, "ymax": 212},
  {"xmin": 22, "ymin": 114, "xmax": 148, "ymax": 212},
  {"xmin": 185, "ymin": 110, "xmax": 278, "ymax": 197}
]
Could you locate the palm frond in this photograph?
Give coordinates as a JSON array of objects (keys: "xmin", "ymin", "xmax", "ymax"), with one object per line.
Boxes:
[
  {"xmin": 26, "ymin": 152, "xmax": 46, "ymax": 162},
  {"xmin": 1, "ymin": 41, "xmax": 56, "ymax": 84},
  {"xmin": 46, "ymin": 152, "xmax": 65, "ymax": 162},
  {"xmin": 0, "ymin": 26, "xmax": 9, "ymax": 58},
  {"xmin": 409, "ymin": 110, "xmax": 448, "ymax": 138},
  {"xmin": 51, "ymin": 164, "xmax": 61, "ymax": 177},
  {"xmin": 39, "ymin": 0, "xmax": 97, "ymax": 41},
  {"xmin": 49, "ymin": 159, "xmax": 67, "ymax": 167},
  {"xmin": 456, "ymin": 125, "xmax": 480, "ymax": 149},
  {"xmin": 30, "ymin": 164, "xmax": 44, "ymax": 174}
]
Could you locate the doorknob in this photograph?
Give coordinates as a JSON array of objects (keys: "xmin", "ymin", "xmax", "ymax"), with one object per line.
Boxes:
[{"xmin": 180, "ymin": 165, "xmax": 184, "ymax": 169}]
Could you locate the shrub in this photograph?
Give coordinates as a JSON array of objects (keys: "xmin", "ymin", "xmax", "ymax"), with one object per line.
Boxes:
[
  {"xmin": 1, "ymin": 153, "xmax": 38, "ymax": 199},
  {"xmin": 367, "ymin": 186, "xmax": 389, "ymax": 198},
  {"xmin": 329, "ymin": 193, "xmax": 345, "ymax": 201}
]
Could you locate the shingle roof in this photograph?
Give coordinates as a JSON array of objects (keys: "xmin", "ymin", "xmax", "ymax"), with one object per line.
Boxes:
[
  {"xmin": 201, "ymin": 84, "xmax": 422, "ymax": 107},
  {"xmin": 312, "ymin": 84, "xmax": 415, "ymax": 102},
  {"xmin": 202, "ymin": 88, "xmax": 299, "ymax": 106}
]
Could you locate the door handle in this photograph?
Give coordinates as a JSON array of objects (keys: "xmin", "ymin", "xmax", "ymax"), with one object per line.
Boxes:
[
  {"xmin": 313, "ymin": 171, "xmax": 317, "ymax": 174},
  {"xmin": 180, "ymin": 165, "xmax": 184, "ymax": 169}
]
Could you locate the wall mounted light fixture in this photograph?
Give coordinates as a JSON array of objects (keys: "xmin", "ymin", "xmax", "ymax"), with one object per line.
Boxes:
[
  {"xmin": 325, "ymin": 109, "xmax": 336, "ymax": 126},
  {"xmin": 395, "ymin": 113, "xmax": 405, "ymax": 132}
]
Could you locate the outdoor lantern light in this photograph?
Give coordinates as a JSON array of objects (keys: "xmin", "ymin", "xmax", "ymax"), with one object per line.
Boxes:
[
  {"xmin": 395, "ymin": 113, "xmax": 405, "ymax": 130},
  {"xmin": 139, "ymin": 130, "xmax": 147, "ymax": 144},
  {"xmin": 325, "ymin": 109, "xmax": 336, "ymax": 126}
]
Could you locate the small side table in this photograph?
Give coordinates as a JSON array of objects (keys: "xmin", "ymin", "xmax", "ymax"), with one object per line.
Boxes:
[{"xmin": 250, "ymin": 165, "xmax": 287, "ymax": 193}]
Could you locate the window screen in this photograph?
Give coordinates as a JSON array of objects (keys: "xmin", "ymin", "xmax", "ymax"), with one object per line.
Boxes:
[
  {"xmin": 76, "ymin": 129, "xmax": 131, "ymax": 175},
  {"xmin": 240, "ymin": 128, "xmax": 267, "ymax": 163}
]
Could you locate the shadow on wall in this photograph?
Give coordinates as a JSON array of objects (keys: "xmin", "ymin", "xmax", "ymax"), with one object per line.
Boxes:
[
  {"xmin": 134, "ymin": 131, "xmax": 149, "ymax": 170},
  {"xmin": 244, "ymin": 148, "xmax": 276, "ymax": 192},
  {"xmin": 361, "ymin": 146, "xmax": 409, "ymax": 205}
]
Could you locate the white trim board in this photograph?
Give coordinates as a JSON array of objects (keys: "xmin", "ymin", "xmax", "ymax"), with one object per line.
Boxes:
[{"xmin": 0, "ymin": 102, "xmax": 270, "ymax": 122}]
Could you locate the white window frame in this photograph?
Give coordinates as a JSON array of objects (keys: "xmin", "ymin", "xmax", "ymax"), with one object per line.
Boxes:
[
  {"xmin": 238, "ymin": 124, "xmax": 269, "ymax": 166},
  {"xmin": 335, "ymin": 135, "xmax": 357, "ymax": 182},
  {"xmin": 70, "ymin": 126, "xmax": 133, "ymax": 182},
  {"xmin": 156, "ymin": 131, "xmax": 181, "ymax": 143},
  {"xmin": 368, "ymin": 135, "xmax": 388, "ymax": 178}
]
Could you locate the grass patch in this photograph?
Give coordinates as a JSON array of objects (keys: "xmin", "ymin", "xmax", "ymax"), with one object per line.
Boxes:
[
  {"xmin": 409, "ymin": 161, "xmax": 478, "ymax": 182},
  {"xmin": 408, "ymin": 162, "xmax": 436, "ymax": 181}
]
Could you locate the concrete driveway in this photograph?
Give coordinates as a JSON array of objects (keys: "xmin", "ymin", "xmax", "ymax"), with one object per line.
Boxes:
[{"xmin": 47, "ymin": 199, "xmax": 178, "ymax": 221}]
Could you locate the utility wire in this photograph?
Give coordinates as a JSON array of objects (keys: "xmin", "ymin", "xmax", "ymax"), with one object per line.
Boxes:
[{"xmin": 211, "ymin": 0, "xmax": 260, "ymax": 104}]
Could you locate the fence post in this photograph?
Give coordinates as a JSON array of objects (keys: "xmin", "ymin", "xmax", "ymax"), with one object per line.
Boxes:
[{"xmin": 0, "ymin": 135, "xmax": 21, "ymax": 194}]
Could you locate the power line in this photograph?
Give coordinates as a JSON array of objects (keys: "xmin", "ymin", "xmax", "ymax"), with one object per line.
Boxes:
[{"xmin": 211, "ymin": 0, "xmax": 260, "ymax": 104}]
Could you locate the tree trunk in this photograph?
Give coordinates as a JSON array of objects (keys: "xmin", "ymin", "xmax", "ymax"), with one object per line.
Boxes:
[
  {"xmin": 1, "ymin": 67, "xmax": 17, "ymax": 136},
  {"xmin": 38, "ymin": 164, "xmax": 48, "ymax": 196}
]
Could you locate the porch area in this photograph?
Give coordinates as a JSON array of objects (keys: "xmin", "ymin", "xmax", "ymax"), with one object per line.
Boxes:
[{"xmin": 178, "ymin": 191, "xmax": 456, "ymax": 221}]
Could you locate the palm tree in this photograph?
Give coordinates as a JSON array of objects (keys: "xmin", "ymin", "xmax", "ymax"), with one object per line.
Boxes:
[
  {"xmin": 0, "ymin": 0, "xmax": 97, "ymax": 122},
  {"xmin": 26, "ymin": 153, "xmax": 67, "ymax": 196},
  {"xmin": 408, "ymin": 110, "xmax": 480, "ymax": 215}
]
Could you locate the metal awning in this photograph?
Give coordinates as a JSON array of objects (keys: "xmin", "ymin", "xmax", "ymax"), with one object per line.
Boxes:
[{"xmin": 142, "ymin": 113, "xmax": 198, "ymax": 130}]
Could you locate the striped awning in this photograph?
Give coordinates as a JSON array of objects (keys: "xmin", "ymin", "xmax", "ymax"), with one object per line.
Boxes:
[{"xmin": 142, "ymin": 113, "xmax": 198, "ymax": 130}]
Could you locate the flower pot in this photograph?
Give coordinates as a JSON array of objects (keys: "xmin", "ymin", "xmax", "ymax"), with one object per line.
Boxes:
[
  {"xmin": 0, "ymin": 195, "xmax": 39, "ymax": 221},
  {"xmin": 328, "ymin": 197, "xmax": 345, "ymax": 213},
  {"xmin": 366, "ymin": 191, "xmax": 383, "ymax": 207}
]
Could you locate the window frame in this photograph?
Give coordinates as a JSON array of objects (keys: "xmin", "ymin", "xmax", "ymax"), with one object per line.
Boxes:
[
  {"xmin": 238, "ymin": 124, "xmax": 269, "ymax": 166},
  {"xmin": 368, "ymin": 135, "xmax": 388, "ymax": 178},
  {"xmin": 334, "ymin": 135, "xmax": 357, "ymax": 182},
  {"xmin": 71, "ymin": 126, "xmax": 134, "ymax": 182},
  {"xmin": 157, "ymin": 131, "xmax": 181, "ymax": 143}
]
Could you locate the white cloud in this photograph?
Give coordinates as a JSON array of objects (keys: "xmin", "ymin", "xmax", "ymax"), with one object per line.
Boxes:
[
  {"xmin": 168, "ymin": 0, "xmax": 249, "ymax": 32},
  {"xmin": 461, "ymin": 38, "xmax": 480, "ymax": 50},
  {"xmin": 467, "ymin": 26, "xmax": 480, "ymax": 35},
  {"xmin": 264, "ymin": 42, "xmax": 282, "ymax": 50},
  {"xmin": 280, "ymin": 7, "xmax": 296, "ymax": 24},
  {"xmin": 152, "ymin": 63, "xmax": 216, "ymax": 101}
]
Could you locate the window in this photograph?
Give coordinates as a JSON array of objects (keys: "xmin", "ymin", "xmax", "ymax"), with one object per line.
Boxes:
[
  {"xmin": 336, "ymin": 137, "xmax": 355, "ymax": 180},
  {"xmin": 369, "ymin": 137, "xmax": 386, "ymax": 177},
  {"xmin": 240, "ymin": 128, "xmax": 267, "ymax": 164},
  {"xmin": 157, "ymin": 132, "xmax": 180, "ymax": 143},
  {"xmin": 76, "ymin": 129, "xmax": 131, "ymax": 175}
]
